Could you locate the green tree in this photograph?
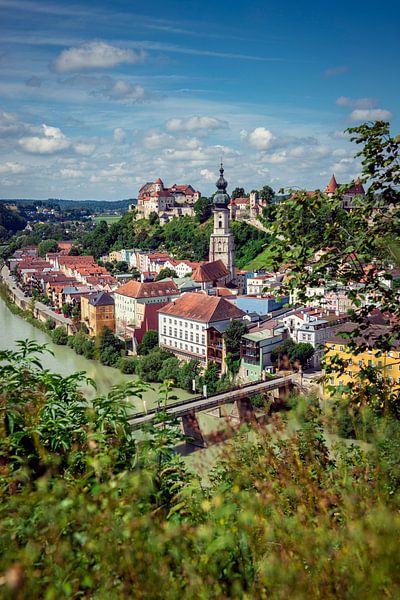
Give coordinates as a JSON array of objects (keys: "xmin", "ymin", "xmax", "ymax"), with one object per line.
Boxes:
[
  {"xmin": 148, "ymin": 211, "xmax": 159, "ymax": 226},
  {"xmin": 259, "ymin": 185, "xmax": 275, "ymax": 203},
  {"xmin": 291, "ymin": 342, "xmax": 315, "ymax": 369},
  {"xmin": 155, "ymin": 267, "xmax": 177, "ymax": 281},
  {"xmin": 136, "ymin": 348, "xmax": 175, "ymax": 382},
  {"xmin": 224, "ymin": 319, "xmax": 248, "ymax": 376},
  {"xmin": 38, "ymin": 238, "xmax": 59, "ymax": 257},
  {"xmin": 96, "ymin": 327, "xmax": 123, "ymax": 366},
  {"xmin": 52, "ymin": 326, "xmax": 68, "ymax": 345},
  {"xmin": 194, "ymin": 196, "xmax": 212, "ymax": 223},
  {"xmin": 231, "ymin": 187, "xmax": 245, "ymax": 200},
  {"xmin": 137, "ymin": 330, "xmax": 159, "ymax": 355},
  {"xmin": 177, "ymin": 359, "xmax": 200, "ymax": 392}
]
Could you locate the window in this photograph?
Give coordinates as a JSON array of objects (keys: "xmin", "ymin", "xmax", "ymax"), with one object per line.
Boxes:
[
  {"xmin": 339, "ymin": 345, "xmax": 344, "ymax": 352},
  {"xmin": 368, "ymin": 360, "xmax": 372, "ymax": 367},
  {"xmin": 358, "ymin": 360, "xmax": 362, "ymax": 367},
  {"xmin": 389, "ymin": 351, "xmax": 394, "ymax": 358},
  {"xmin": 388, "ymin": 364, "xmax": 393, "ymax": 370},
  {"xmin": 348, "ymin": 371, "xmax": 353, "ymax": 377}
]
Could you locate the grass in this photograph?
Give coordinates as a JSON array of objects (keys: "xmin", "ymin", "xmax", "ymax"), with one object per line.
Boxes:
[
  {"xmin": 92, "ymin": 214, "xmax": 122, "ymax": 224},
  {"xmin": 243, "ymin": 246, "xmax": 275, "ymax": 270}
]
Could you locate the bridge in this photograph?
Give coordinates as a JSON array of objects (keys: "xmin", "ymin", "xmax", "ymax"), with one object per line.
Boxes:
[{"xmin": 129, "ymin": 374, "xmax": 295, "ymax": 447}]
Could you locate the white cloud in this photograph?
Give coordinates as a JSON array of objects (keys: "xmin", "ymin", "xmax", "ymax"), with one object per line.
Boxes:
[
  {"xmin": 53, "ymin": 41, "xmax": 146, "ymax": 73},
  {"xmin": 59, "ymin": 168, "xmax": 83, "ymax": 178},
  {"xmin": 165, "ymin": 116, "xmax": 228, "ymax": 132},
  {"xmin": 200, "ymin": 168, "xmax": 215, "ymax": 182},
  {"xmin": 248, "ymin": 127, "xmax": 275, "ymax": 150},
  {"xmin": 105, "ymin": 80, "xmax": 146, "ymax": 101},
  {"xmin": 113, "ymin": 127, "xmax": 126, "ymax": 143},
  {"xmin": 0, "ymin": 162, "xmax": 26, "ymax": 174},
  {"xmin": 350, "ymin": 108, "xmax": 393, "ymax": 121},
  {"xmin": 74, "ymin": 142, "xmax": 95, "ymax": 155},
  {"xmin": 336, "ymin": 96, "xmax": 376, "ymax": 108},
  {"xmin": 19, "ymin": 124, "xmax": 71, "ymax": 154}
]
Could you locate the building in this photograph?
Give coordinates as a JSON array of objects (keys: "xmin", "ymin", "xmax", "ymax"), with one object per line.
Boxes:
[
  {"xmin": 158, "ymin": 292, "xmax": 246, "ymax": 364},
  {"xmin": 136, "ymin": 178, "xmax": 201, "ymax": 220},
  {"xmin": 324, "ymin": 323, "xmax": 400, "ymax": 391},
  {"xmin": 209, "ymin": 164, "xmax": 236, "ymax": 282},
  {"xmin": 114, "ymin": 279, "xmax": 179, "ymax": 336},
  {"xmin": 240, "ymin": 320, "xmax": 287, "ymax": 382},
  {"xmin": 81, "ymin": 291, "xmax": 115, "ymax": 337},
  {"xmin": 325, "ymin": 174, "xmax": 365, "ymax": 211},
  {"xmin": 233, "ymin": 295, "xmax": 289, "ymax": 316},
  {"xmin": 191, "ymin": 259, "xmax": 229, "ymax": 291},
  {"xmin": 278, "ymin": 308, "xmax": 349, "ymax": 368}
]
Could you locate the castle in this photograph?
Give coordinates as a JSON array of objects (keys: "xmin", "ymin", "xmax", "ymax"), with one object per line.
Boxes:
[{"xmin": 135, "ymin": 178, "xmax": 201, "ymax": 222}]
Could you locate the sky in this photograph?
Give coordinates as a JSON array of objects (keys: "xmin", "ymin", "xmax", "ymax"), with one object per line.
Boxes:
[{"xmin": 0, "ymin": 0, "xmax": 398, "ymax": 200}]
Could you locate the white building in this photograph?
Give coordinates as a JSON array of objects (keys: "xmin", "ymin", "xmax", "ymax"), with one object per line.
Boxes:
[
  {"xmin": 114, "ymin": 279, "xmax": 179, "ymax": 335},
  {"xmin": 158, "ymin": 292, "xmax": 245, "ymax": 364}
]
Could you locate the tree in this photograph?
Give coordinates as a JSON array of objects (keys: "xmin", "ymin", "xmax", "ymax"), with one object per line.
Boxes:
[
  {"xmin": 148, "ymin": 211, "xmax": 159, "ymax": 226},
  {"xmin": 259, "ymin": 185, "xmax": 275, "ymax": 203},
  {"xmin": 202, "ymin": 361, "xmax": 220, "ymax": 394},
  {"xmin": 38, "ymin": 238, "xmax": 58, "ymax": 257},
  {"xmin": 114, "ymin": 260, "xmax": 129, "ymax": 273},
  {"xmin": 96, "ymin": 327, "xmax": 123, "ymax": 366},
  {"xmin": 266, "ymin": 120, "xmax": 400, "ymax": 411},
  {"xmin": 52, "ymin": 326, "xmax": 68, "ymax": 345},
  {"xmin": 136, "ymin": 348, "xmax": 175, "ymax": 382},
  {"xmin": 290, "ymin": 342, "xmax": 315, "ymax": 369},
  {"xmin": 137, "ymin": 330, "xmax": 159, "ymax": 355},
  {"xmin": 194, "ymin": 196, "xmax": 213, "ymax": 223},
  {"xmin": 159, "ymin": 356, "xmax": 180, "ymax": 383},
  {"xmin": 231, "ymin": 187, "xmax": 245, "ymax": 200},
  {"xmin": 155, "ymin": 267, "xmax": 177, "ymax": 281},
  {"xmin": 177, "ymin": 359, "xmax": 200, "ymax": 392}
]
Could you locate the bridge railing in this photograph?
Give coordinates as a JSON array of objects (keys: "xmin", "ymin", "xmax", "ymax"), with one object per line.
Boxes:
[{"xmin": 128, "ymin": 375, "xmax": 293, "ymax": 422}]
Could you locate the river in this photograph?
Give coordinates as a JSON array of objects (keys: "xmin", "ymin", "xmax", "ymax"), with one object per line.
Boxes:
[{"xmin": 0, "ymin": 296, "xmax": 193, "ymax": 409}]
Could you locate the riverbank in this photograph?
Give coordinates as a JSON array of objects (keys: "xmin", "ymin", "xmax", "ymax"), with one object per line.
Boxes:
[{"xmin": 0, "ymin": 295, "xmax": 194, "ymax": 407}]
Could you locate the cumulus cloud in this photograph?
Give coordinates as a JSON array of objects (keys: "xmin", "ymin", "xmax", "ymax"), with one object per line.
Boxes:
[
  {"xmin": 113, "ymin": 127, "xmax": 126, "ymax": 143},
  {"xmin": 350, "ymin": 108, "xmax": 393, "ymax": 121},
  {"xmin": 53, "ymin": 41, "xmax": 146, "ymax": 73},
  {"xmin": 103, "ymin": 80, "xmax": 146, "ymax": 101},
  {"xmin": 200, "ymin": 168, "xmax": 215, "ymax": 182},
  {"xmin": 336, "ymin": 96, "xmax": 376, "ymax": 108},
  {"xmin": 165, "ymin": 116, "xmax": 228, "ymax": 132},
  {"xmin": 25, "ymin": 76, "xmax": 42, "ymax": 88},
  {"xmin": 0, "ymin": 162, "xmax": 26, "ymax": 174},
  {"xmin": 248, "ymin": 127, "xmax": 275, "ymax": 150},
  {"xmin": 19, "ymin": 124, "xmax": 71, "ymax": 154},
  {"xmin": 74, "ymin": 142, "xmax": 95, "ymax": 155}
]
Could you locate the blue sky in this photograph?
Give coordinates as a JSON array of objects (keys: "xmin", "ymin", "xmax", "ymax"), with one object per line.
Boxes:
[{"xmin": 0, "ymin": 0, "xmax": 398, "ymax": 199}]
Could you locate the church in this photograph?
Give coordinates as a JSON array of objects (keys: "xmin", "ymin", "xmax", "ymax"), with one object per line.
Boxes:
[{"xmin": 209, "ymin": 163, "xmax": 236, "ymax": 283}]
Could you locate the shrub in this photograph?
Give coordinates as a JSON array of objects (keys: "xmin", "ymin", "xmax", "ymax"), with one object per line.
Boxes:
[
  {"xmin": 118, "ymin": 357, "xmax": 138, "ymax": 374},
  {"xmin": 45, "ymin": 317, "xmax": 55, "ymax": 331},
  {"xmin": 137, "ymin": 330, "xmax": 159, "ymax": 355},
  {"xmin": 52, "ymin": 326, "xmax": 68, "ymax": 345}
]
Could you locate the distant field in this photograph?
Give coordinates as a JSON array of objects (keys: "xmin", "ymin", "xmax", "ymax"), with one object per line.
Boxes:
[{"xmin": 92, "ymin": 214, "xmax": 122, "ymax": 224}]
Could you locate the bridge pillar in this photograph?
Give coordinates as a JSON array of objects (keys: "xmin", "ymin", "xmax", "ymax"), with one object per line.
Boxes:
[
  {"xmin": 231, "ymin": 397, "xmax": 255, "ymax": 423},
  {"xmin": 181, "ymin": 412, "xmax": 207, "ymax": 447}
]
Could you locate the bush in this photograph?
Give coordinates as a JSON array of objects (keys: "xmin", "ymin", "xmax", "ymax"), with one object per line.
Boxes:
[
  {"xmin": 159, "ymin": 356, "xmax": 180, "ymax": 383},
  {"xmin": 45, "ymin": 317, "xmax": 55, "ymax": 331},
  {"xmin": 136, "ymin": 348, "xmax": 175, "ymax": 382},
  {"xmin": 82, "ymin": 339, "xmax": 95, "ymax": 360},
  {"xmin": 52, "ymin": 326, "xmax": 68, "ymax": 345},
  {"xmin": 137, "ymin": 330, "xmax": 159, "ymax": 355},
  {"xmin": 118, "ymin": 357, "xmax": 138, "ymax": 374},
  {"xmin": 177, "ymin": 359, "xmax": 200, "ymax": 392}
]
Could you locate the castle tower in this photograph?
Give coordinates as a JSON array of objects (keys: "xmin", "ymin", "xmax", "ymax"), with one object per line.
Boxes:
[{"xmin": 209, "ymin": 163, "xmax": 236, "ymax": 282}]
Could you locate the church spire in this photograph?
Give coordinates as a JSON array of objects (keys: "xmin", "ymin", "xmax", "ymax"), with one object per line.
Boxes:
[{"xmin": 213, "ymin": 162, "xmax": 230, "ymax": 208}]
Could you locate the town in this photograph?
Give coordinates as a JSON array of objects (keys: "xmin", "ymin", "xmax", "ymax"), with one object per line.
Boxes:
[{"xmin": 3, "ymin": 165, "xmax": 399, "ymax": 398}]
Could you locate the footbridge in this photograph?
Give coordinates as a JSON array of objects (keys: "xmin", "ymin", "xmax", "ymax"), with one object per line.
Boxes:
[{"xmin": 129, "ymin": 374, "xmax": 295, "ymax": 447}]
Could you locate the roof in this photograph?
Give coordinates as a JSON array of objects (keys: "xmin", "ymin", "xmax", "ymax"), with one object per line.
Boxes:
[
  {"xmin": 158, "ymin": 292, "xmax": 246, "ymax": 323},
  {"xmin": 325, "ymin": 174, "xmax": 339, "ymax": 193},
  {"xmin": 114, "ymin": 279, "xmax": 179, "ymax": 299},
  {"xmin": 192, "ymin": 260, "xmax": 229, "ymax": 283},
  {"xmin": 89, "ymin": 291, "xmax": 115, "ymax": 307},
  {"xmin": 326, "ymin": 322, "xmax": 400, "ymax": 349}
]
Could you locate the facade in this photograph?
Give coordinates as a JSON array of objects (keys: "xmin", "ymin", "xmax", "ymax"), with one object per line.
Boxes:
[
  {"xmin": 279, "ymin": 308, "xmax": 349, "ymax": 368},
  {"xmin": 209, "ymin": 164, "xmax": 236, "ymax": 282},
  {"xmin": 240, "ymin": 322, "xmax": 286, "ymax": 382},
  {"xmin": 136, "ymin": 178, "xmax": 200, "ymax": 220},
  {"xmin": 81, "ymin": 291, "xmax": 115, "ymax": 337},
  {"xmin": 114, "ymin": 279, "xmax": 179, "ymax": 336},
  {"xmin": 325, "ymin": 174, "xmax": 365, "ymax": 211},
  {"xmin": 158, "ymin": 292, "xmax": 246, "ymax": 364},
  {"xmin": 234, "ymin": 295, "xmax": 289, "ymax": 316},
  {"xmin": 324, "ymin": 324, "xmax": 400, "ymax": 392}
]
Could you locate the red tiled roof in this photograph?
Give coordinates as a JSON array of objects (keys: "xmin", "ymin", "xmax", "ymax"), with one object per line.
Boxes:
[
  {"xmin": 192, "ymin": 260, "xmax": 229, "ymax": 283},
  {"xmin": 115, "ymin": 279, "xmax": 179, "ymax": 299},
  {"xmin": 158, "ymin": 292, "xmax": 245, "ymax": 323},
  {"xmin": 325, "ymin": 174, "xmax": 339, "ymax": 193}
]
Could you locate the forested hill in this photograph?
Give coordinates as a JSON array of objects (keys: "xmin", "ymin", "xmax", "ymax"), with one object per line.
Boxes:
[
  {"xmin": 0, "ymin": 203, "xmax": 27, "ymax": 243},
  {"xmin": 82, "ymin": 213, "xmax": 270, "ymax": 267},
  {"xmin": 0, "ymin": 198, "xmax": 135, "ymax": 211}
]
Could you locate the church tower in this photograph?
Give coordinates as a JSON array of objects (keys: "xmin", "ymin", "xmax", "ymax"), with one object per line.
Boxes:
[{"xmin": 209, "ymin": 163, "xmax": 236, "ymax": 282}]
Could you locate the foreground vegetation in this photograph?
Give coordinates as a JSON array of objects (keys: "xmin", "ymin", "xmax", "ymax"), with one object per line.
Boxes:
[{"xmin": 1, "ymin": 342, "xmax": 400, "ymax": 598}]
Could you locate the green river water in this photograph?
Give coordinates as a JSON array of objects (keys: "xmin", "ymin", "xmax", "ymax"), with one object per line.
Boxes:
[{"xmin": 0, "ymin": 297, "xmax": 193, "ymax": 409}]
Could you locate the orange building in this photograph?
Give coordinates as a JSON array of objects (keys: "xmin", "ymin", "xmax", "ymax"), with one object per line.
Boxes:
[{"xmin": 81, "ymin": 291, "xmax": 115, "ymax": 337}]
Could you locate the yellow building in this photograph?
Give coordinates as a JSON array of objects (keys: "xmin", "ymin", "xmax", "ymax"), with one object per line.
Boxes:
[
  {"xmin": 109, "ymin": 251, "xmax": 122, "ymax": 263},
  {"xmin": 324, "ymin": 324, "xmax": 400, "ymax": 393},
  {"xmin": 81, "ymin": 292, "xmax": 115, "ymax": 337}
]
